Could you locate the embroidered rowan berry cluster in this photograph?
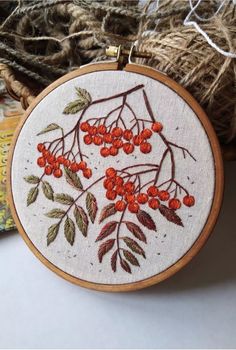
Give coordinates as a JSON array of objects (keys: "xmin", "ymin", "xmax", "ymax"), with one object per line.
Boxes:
[
  {"xmin": 36, "ymin": 143, "xmax": 92, "ymax": 179},
  {"xmin": 80, "ymin": 121, "xmax": 163, "ymax": 157},
  {"xmin": 103, "ymin": 167, "xmax": 195, "ymax": 214}
]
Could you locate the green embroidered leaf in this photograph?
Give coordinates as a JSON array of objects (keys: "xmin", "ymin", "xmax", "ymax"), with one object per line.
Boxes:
[
  {"xmin": 47, "ymin": 223, "xmax": 60, "ymax": 246},
  {"xmin": 42, "ymin": 181, "xmax": 54, "ymax": 201},
  {"xmin": 63, "ymin": 87, "xmax": 91, "ymax": 114},
  {"xmin": 86, "ymin": 192, "xmax": 97, "ymax": 223},
  {"xmin": 54, "ymin": 193, "xmax": 74, "ymax": 205},
  {"xmin": 99, "ymin": 203, "xmax": 117, "ymax": 223},
  {"xmin": 64, "ymin": 167, "xmax": 83, "ymax": 190},
  {"xmin": 27, "ymin": 187, "xmax": 38, "ymax": 206},
  {"xmin": 75, "ymin": 87, "xmax": 91, "ymax": 103},
  {"xmin": 123, "ymin": 237, "xmax": 146, "ymax": 258},
  {"xmin": 37, "ymin": 123, "xmax": 61, "ymax": 136},
  {"xmin": 24, "ymin": 175, "xmax": 40, "ymax": 184},
  {"xmin": 45, "ymin": 208, "xmax": 65, "ymax": 218},
  {"xmin": 123, "ymin": 250, "xmax": 140, "ymax": 266},
  {"xmin": 64, "ymin": 217, "xmax": 75, "ymax": 245},
  {"xmin": 74, "ymin": 206, "xmax": 88, "ymax": 237}
]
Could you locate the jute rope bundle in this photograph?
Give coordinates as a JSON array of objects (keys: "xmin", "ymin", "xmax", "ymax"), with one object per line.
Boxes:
[{"xmin": 0, "ymin": 0, "xmax": 235, "ymax": 151}]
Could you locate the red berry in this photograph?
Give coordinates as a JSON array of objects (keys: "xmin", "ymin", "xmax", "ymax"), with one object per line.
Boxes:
[
  {"xmin": 123, "ymin": 129, "xmax": 133, "ymax": 141},
  {"xmin": 80, "ymin": 122, "xmax": 90, "ymax": 132},
  {"xmin": 124, "ymin": 182, "xmax": 135, "ymax": 193},
  {"xmin": 37, "ymin": 157, "xmax": 46, "ymax": 167},
  {"xmin": 140, "ymin": 142, "xmax": 152, "ymax": 154},
  {"xmin": 113, "ymin": 139, "xmax": 123, "ymax": 149},
  {"xmin": 84, "ymin": 134, "xmax": 93, "ymax": 145},
  {"xmin": 112, "ymin": 127, "xmax": 123, "ymax": 138},
  {"xmin": 57, "ymin": 155, "xmax": 65, "ymax": 164},
  {"xmin": 48, "ymin": 155, "xmax": 56, "ymax": 165},
  {"xmin": 53, "ymin": 168, "xmax": 62, "ymax": 178},
  {"xmin": 125, "ymin": 194, "xmax": 136, "ymax": 203},
  {"xmin": 169, "ymin": 198, "xmax": 181, "ymax": 210},
  {"xmin": 103, "ymin": 178, "xmax": 115, "ymax": 190},
  {"xmin": 183, "ymin": 195, "xmax": 195, "ymax": 207},
  {"xmin": 88, "ymin": 126, "xmax": 97, "ymax": 135},
  {"xmin": 70, "ymin": 162, "xmax": 80, "ymax": 172},
  {"xmin": 147, "ymin": 186, "xmax": 159, "ymax": 197},
  {"xmin": 152, "ymin": 122, "xmax": 163, "ymax": 133},
  {"xmin": 137, "ymin": 193, "xmax": 148, "ymax": 204},
  {"xmin": 141, "ymin": 128, "xmax": 152, "ymax": 139},
  {"xmin": 83, "ymin": 168, "xmax": 92, "ymax": 179},
  {"xmin": 123, "ymin": 143, "xmax": 134, "ymax": 154},
  {"xmin": 115, "ymin": 200, "xmax": 126, "ymax": 212},
  {"xmin": 45, "ymin": 165, "xmax": 53, "ymax": 175},
  {"xmin": 158, "ymin": 190, "xmax": 170, "ymax": 201},
  {"xmin": 109, "ymin": 146, "xmax": 118, "ymax": 156},
  {"xmin": 63, "ymin": 159, "xmax": 71, "ymax": 167},
  {"xmin": 128, "ymin": 202, "xmax": 140, "ymax": 213},
  {"xmin": 78, "ymin": 161, "xmax": 87, "ymax": 170},
  {"xmin": 53, "ymin": 161, "xmax": 60, "ymax": 170},
  {"xmin": 93, "ymin": 135, "xmax": 103, "ymax": 146},
  {"xmin": 106, "ymin": 190, "xmax": 117, "ymax": 201},
  {"xmin": 98, "ymin": 125, "xmax": 107, "ymax": 135},
  {"xmin": 133, "ymin": 135, "xmax": 143, "ymax": 146},
  {"xmin": 103, "ymin": 133, "xmax": 113, "ymax": 144},
  {"xmin": 37, "ymin": 143, "xmax": 45, "ymax": 152},
  {"xmin": 115, "ymin": 176, "xmax": 124, "ymax": 186},
  {"xmin": 42, "ymin": 150, "xmax": 50, "ymax": 159},
  {"xmin": 100, "ymin": 147, "xmax": 110, "ymax": 157},
  {"xmin": 116, "ymin": 185, "xmax": 125, "ymax": 196},
  {"xmin": 105, "ymin": 167, "xmax": 117, "ymax": 178},
  {"xmin": 148, "ymin": 198, "xmax": 160, "ymax": 210}
]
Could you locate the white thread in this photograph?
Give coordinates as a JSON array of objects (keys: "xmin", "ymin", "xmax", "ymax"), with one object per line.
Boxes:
[{"xmin": 184, "ymin": 0, "xmax": 236, "ymax": 58}]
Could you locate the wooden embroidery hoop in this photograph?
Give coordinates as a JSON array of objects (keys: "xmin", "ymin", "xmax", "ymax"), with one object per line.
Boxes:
[{"xmin": 7, "ymin": 56, "xmax": 224, "ymax": 292}]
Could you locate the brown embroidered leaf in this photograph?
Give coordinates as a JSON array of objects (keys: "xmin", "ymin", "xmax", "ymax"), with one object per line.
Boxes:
[
  {"xmin": 98, "ymin": 239, "xmax": 115, "ymax": 263},
  {"xmin": 125, "ymin": 222, "xmax": 147, "ymax": 243},
  {"xmin": 54, "ymin": 193, "xmax": 74, "ymax": 205},
  {"xmin": 24, "ymin": 175, "xmax": 40, "ymax": 184},
  {"xmin": 136, "ymin": 210, "xmax": 157, "ymax": 231},
  {"xmin": 95, "ymin": 221, "xmax": 118, "ymax": 242},
  {"xmin": 120, "ymin": 258, "xmax": 131, "ymax": 274},
  {"xmin": 99, "ymin": 203, "xmax": 117, "ymax": 223},
  {"xmin": 111, "ymin": 250, "xmax": 118, "ymax": 272},
  {"xmin": 159, "ymin": 205, "xmax": 184, "ymax": 227},
  {"xmin": 42, "ymin": 181, "xmax": 54, "ymax": 201},
  {"xmin": 73, "ymin": 206, "xmax": 88, "ymax": 237},
  {"xmin": 63, "ymin": 88, "xmax": 91, "ymax": 114},
  {"xmin": 47, "ymin": 223, "xmax": 60, "ymax": 246},
  {"xmin": 64, "ymin": 167, "xmax": 83, "ymax": 190},
  {"xmin": 64, "ymin": 217, "xmax": 75, "ymax": 245},
  {"xmin": 123, "ymin": 250, "xmax": 140, "ymax": 266},
  {"xmin": 123, "ymin": 237, "xmax": 146, "ymax": 258},
  {"xmin": 37, "ymin": 123, "xmax": 61, "ymax": 136},
  {"xmin": 45, "ymin": 208, "xmax": 65, "ymax": 218},
  {"xmin": 27, "ymin": 187, "xmax": 38, "ymax": 206},
  {"xmin": 86, "ymin": 192, "xmax": 97, "ymax": 223}
]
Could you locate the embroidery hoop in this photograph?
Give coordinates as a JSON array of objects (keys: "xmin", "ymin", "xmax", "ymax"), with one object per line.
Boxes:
[{"xmin": 7, "ymin": 52, "xmax": 224, "ymax": 292}]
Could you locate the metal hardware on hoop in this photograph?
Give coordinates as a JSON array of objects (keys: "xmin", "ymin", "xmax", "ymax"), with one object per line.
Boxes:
[{"xmin": 105, "ymin": 45, "xmax": 152, "ymax": 68}]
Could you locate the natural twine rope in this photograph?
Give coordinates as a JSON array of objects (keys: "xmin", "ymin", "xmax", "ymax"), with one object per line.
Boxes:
[{"xmin": 0, "ymin": 0, "xmax": 235, "ymax": 145}]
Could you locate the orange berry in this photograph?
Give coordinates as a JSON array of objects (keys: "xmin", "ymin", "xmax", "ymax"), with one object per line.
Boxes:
[
  {"xmin": 116, "ymin": 185, "xmax": 125, "ymax": 196},
  {"xmin": 183, "ymin": 195, "xmax": 195, "ymax": 207},
  {"xmin": 125, "ymin": 193, "xmax": 136, "ymax": 203},
  {"xmin": 137, "ymin": 193, "xmax": 148, "ymax": 204},
  {"xmin": 93, "ymin": 135, "xmax": 103, "ymax": 146},
  {"xmin": 42, "ymin": 149, "xmax": 50, "ymax": 159},
  {"xmin": 113, "ymin": 139, "xmax": 123, "ymax": 149},
  {"xmin": 83, "ymin": 168, "xmax": 92, "ymax": 179},
  {"xmin": 133, "ymin": 135, "xmax": 143, "ymax": 146},
  {"xmin": 37, "ymin": 143, "xmax": 45, "ymax": 152},
  {"xmin": 115, "ymin": 200, "xmax": 126, "ymax": 212},
  {"xmin": 98, "ymin": 125, "xmax": 107, "ymax": 135},
  {"xmin": 123, "ymin": 129, "xmax": 133, "ymax": 141},
  {"xmin": 109, "ymin": 146, "xmax": 118, "ymax": 156},
  {"xmin": 123, "ymin": 143, "xmax": 134, "ymax": 154},
  {"xmin": 80, "ymin": 121, "xmax": 90, "ymax": 132},
  {"xmin": 152, "ymin": 121, "xmax": 163, "ymax": 133},
  {"xmin": 169, "ymin": 198, "xmax": 181, "ymax": 210},
  {"xmin": 124, "ymin": 181, "xmax": 135, "ymax": 193},
  {"xmin": 106, "ymin": 167, "xmax": 117, "ymax": 178},
  {"xmin": 53, "ymin": 161, "xmax": 60, "ymax": 170},
  {"xmin": 140, "ymin": 142, "xmax": 152, "ymax": 154},
  {"xmin": 88, "ymin": 126, "xmax": 97, "ymax": 135},
  {"xmin": 141, "ymin": 128, "xmax": 152, "ymax": 139},
  {"xmin": 63, "ymin": 159, "xmax": 71, "ymax": 167},
  {"xmin": 148, "ymin": 198, "xmax": 160, "ymax": 210},
  {"xmin": 53, "ymin": 168, "xmax": 62, "ymax": 178},
  {"xmin": 115, "ymin": 176, "xmax": 124, "ymax": 186},
  {"xmin": 78, "ymin": 161, "xmax": 87, "ymax": 170},
  {"xmin": 84, "ymin": 134, "xmax": 93, "ymax": 145},
  {"xmin": 70, "ymin": 162, "xmax": 80, "ymax": 172},
  {"xmin": 106, "ymin": 190, "xmax": 117, "ymax": 201},
  {"xmin": 103, "ymin": 133, "xmax": 113, "ymax": 144},
  {"xmin": 128, "ymin": 202, "xmax": 140, "ymax": 213},
  {"xmin": 57, "ymin": 155, "xmax": 65, "ymax": 164},
  {"xmin": 45, "ymin": 165, "xmax": 53, "ymax": 175},
  {"xmin": 112, "ymin": 127, "xmax": 123, "ymax": 137},
  {"xmin": 48, "ymin": 155, "xmax": 56, "ymax": 165},
  {"xmin": 100, "ymin": 147, "xmax": 110, "ymax": 157},
  {"xmin": 158, "ymin": 190, "xmax": 170, "ymax": 201},
  {"xmin": 103, "ymin": 178, "xmax": 115, "ymax": 190},
  {"xmin": 37, "ymin": 157, "xmax": 46, "ymax": 167},
  {"xmin": 147, "ymin": 185, "xmax": 159, "ymax": 197}
]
